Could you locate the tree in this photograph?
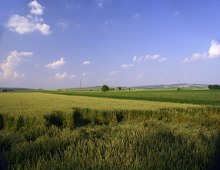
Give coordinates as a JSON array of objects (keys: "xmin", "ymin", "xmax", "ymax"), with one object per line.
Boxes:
[
  {"xmin": 118, "ymin": 87, "xmax": 122, "ymax": 90},
  {"xmin": 101, "ymin": 85, "xmax": 109, "ymax": 92},
  {"xmin": 208, "ymin": 84, "xmax": 220, "ymax": 90}
]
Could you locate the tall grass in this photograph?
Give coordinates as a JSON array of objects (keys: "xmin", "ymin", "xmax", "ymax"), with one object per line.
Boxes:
[{"xmin": 0, "ymin": 106, "xmax": 219, "ymax": 169}]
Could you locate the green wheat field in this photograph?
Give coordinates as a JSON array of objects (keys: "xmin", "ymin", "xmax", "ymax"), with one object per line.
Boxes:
[{"xmin": 0, "ymin": 90, "xmax": 220, "ymax": 169}]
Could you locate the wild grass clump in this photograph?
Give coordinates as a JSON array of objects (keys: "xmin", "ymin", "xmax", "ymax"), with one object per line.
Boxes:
[
  {"xmin": 16, "ymin": 116, "xmax": 25, "ymax": 131},
  {"xmin": 43, "ymin": 111, "xmax": 65, "ymax": 128},
  {"xmin": 0, "ymin": 114, "xmax": 4, "ymax": 130}
]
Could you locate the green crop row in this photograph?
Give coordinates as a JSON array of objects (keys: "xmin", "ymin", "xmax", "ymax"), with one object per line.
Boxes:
[{"xmin": 50, "ymin": 89, "xmax": 220, "ymax": 106}]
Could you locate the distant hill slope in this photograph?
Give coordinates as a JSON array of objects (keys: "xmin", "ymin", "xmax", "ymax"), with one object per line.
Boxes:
[{"xmin": 132, "ymin": 83, "xmax": 208, "ymax": 89}]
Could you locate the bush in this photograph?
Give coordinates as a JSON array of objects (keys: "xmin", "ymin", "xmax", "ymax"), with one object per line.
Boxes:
[{"xmin": 43, "ymin": 111, "xmax": 65, "ymax": 128}]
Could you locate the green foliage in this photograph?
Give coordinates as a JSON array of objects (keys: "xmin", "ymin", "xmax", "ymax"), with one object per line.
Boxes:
[
  {"xmin": 52, "ymin": 89, "xmax": 220, "ymax": 106},
  {"xmin": 101, "ymin": 84, "xmax": 109, "ymax": 92},
  {"xmin": 208, "ymin": 84, "xmax": 220, "ymax": 90},
  {"xmin": 43, "ymin": 111, "xmax": 65, "ymax": 128},
  {"xmin": 1, "ymin": 89, "xmax": 13, "ymax": 92}
]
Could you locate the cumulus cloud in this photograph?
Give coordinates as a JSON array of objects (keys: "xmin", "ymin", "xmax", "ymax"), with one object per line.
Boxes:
[
  {"xmin": 6, "ymin": 15, "xmax": 51, "ymax": 35},
  {"xmin": 6, "ymin": 1, "xmax": 51, "ymax": 35},
  {"xmin": 208, "ymin": 40, "xmax": 220, "ymax": 58},
  {"xmin": 183, "ymin": 40, "xmax": 220, "ymax": 63},
  {"xmin": 122, "ymin": 64, "xmax": 133, "ymax": 68},
  {"xmin": 46, "ymin": 57, "xmax": 65, "ymax": 69},
  {"xmin": 109, "ymin": 70, "xmax": 119, "ymax": 76},
  {"xmin": 29, "ymin": 0, "xmax": 44, "ymax": 15},
  {"xmin": 133, "ymin": 54, "xmax": 167, "ymax": 63},
  {"xmin": 82, "ymin": 61, "xmax": 91, "ymax": 65},
  {"xmin": 55, "ymin": 72, "xmax": 76, "ymax": 79},
  {"xmin": 0, "ymin": 51, "xmax": 33, "ymax": 79}
]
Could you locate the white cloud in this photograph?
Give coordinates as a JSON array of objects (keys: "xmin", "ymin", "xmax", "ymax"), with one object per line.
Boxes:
[
  {"xmin": 133, "ymin": 13, "xmax": 141, "ymax": 19},
  {"xmin": 133, "ymin": 56, "xmax": 143, "ymax": 62},
  {"xmin": 96, "ymin": 0, "xmax": 104, "ymax": 8},
  {"xmin": 208, "ymin": 40, "xmax": 220, "ymax": 58},
  {"xmin": 7, "ymin": 15, "xmax": 51, "ymax": 35},
  {"xmin": 29, "ymin": 0, "xmax": 44, "ymax": 15},
  {"xmin": 109, "ymin": 70, "xmax": 119, "ymax": 76},
  {"xmin": 182, "ymin": 53, "xmax": 206, "ymax": 63},
  {"xmin": 6, "ymin": 1, "xmax": 51, "ymax": 35},
  {"xmin": 82, "ymin": 60, "xmax": 91, "ymax": 65},
  {"xmin": 55, "ymin": 72, "xmax": 75, "ymax": 80},
  {"xmin": 133, "ymin": 54, "xmax": 167, "ymax": 63},
  {"xmin": 13, "ymin": 71, "xmax": 25, "ymax": 79},
  {"xmin": 46, "ymin": 57, "xmax": 65, "ymax": 69},
  {"xmin": 35, "ymin": 23, "xmax": 51, "ymax": 35},
  {"xmin": 0, "ymin": 51, "xmax": 33, "ymax": 79},
  {"xmin": 122, "ymin": 64, "xmax": 133, "ymax": 68},
  {"xmin": 96, "ymin": 0, "xmax": 110, "ymax": 8},
  {"xmin": 183, "ymin": 40, "xmax": 220, "ymax": 63}
]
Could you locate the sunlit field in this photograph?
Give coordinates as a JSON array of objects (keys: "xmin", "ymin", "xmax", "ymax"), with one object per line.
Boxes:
[
  {"xmin": 50, "ymin": 89, "xmax": 220, "ymax": 106},
  {"xmin": 0, "ymin": 91, "xmax": 220, "ymax": 169},
  {"xmin": 2, "ymin": 0, "xmax": 220, "ymax": 169}
]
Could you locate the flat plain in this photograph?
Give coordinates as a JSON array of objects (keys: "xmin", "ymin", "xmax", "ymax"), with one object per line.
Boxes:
[{"xmin": 0, "ymin": 90, "xmax": 220, "ymax": 169}]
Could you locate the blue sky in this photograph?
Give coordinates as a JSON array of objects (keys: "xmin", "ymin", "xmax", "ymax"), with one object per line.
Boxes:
[{"xmin": 0, "ymin": 0, "xmax": 220, "ymax": 89}]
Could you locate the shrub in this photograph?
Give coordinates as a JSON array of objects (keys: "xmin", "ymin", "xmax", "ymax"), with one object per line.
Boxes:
[{"xmin": 43, "ymin": 111, "xmax": 64, "ymax": 128}]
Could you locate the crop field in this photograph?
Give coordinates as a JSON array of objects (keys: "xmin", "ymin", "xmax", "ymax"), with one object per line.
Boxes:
[
  {"xmin": 0, "ymin": 91, "xmax": 220, "ymax": 169},
  {"xmin": 51, "ymin": 89, "xmax": 220, "ymax": 106}
]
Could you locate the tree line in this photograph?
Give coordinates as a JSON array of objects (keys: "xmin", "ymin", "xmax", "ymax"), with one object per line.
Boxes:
[{"xmin": 208, "ymin": 85, "xmax": 220, "ymax": 90}]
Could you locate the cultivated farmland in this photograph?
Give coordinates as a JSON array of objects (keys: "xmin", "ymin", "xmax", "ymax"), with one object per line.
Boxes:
[{"xmin": 0, "ymin": 90, "xmax": 220, "ymax": 169}]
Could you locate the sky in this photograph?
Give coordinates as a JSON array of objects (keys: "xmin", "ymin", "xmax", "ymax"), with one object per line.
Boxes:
[{"xmin": 0, "ymin": 0, "xmax": 220, "ymax": 89}]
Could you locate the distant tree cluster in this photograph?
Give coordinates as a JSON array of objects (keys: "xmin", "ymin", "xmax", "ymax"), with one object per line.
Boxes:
[
  {"xmin": 1, "ymin": 89, "xmax": 13, "ymax": 92},
  {"xmin": 208, "ymin": 85, "xmax": 220, "ymax": 90}
]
